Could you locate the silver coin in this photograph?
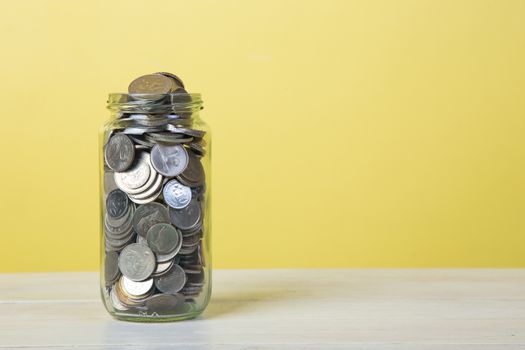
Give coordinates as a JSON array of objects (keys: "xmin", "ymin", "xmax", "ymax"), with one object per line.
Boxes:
[
  {"xmin": 178, "ymin": 245, "xmax": 198, "ymax": 255},
  {"xmin": 128, "ymin": 173, "xmax": 163, "ymax": 200},
  {"xmin": 122, "ymin": 154, "xmax": 158, "ymax": 195},
  {"xmin": 114, "ymin": 153, "xmax": 151, "ymax": 192},
  {"xmin": 105, "ymin": 205, "xmax": 134, "ymax": 233},
  {"xmin": 154, "ymin": 264, "xmax": 187, "ymax": 294},
  {"xmin": 118, "ymin": 243, "xmax": 156, "ymax": 281},
  {"xmin": 146, "ymin": 223, "xmax": 182, "ymax": 255},
  {"xmin": 129, "ymin": 135, "xmax": 155, "ymax": 148},
  {"xmin": 152, "ymin": 259, "xmax": 174, "ymax": 276},
  {"xmin": 169, "ymin": 200, "xmax": 201, "ymax": 231},
  {"xmin": 136, "ymin": 235, "xmax": 147, "ymax": 245},
  {"xmin": 180, "ymin": 220, "xmax": 203, "ymax": 236},
  {"xmin": 145, "ymin": 293, "xmax": 184, "ymax": 314},
  {"xmin": 105, "ymin": 231, "xmax": 136, "ymax": 252},
  {"xmin": 104, "ymin": 133, "xmax": 135, "ymax": 172},
  {"xmin": 132, "ymin": 202, "xmax": 170, "ymax": 238},
  {"xmin": 189, "ymin": 141, "xmax": 206, "ymax": 156},
  {"xmin": 128, "ymin": 186, "xmax": 162, "ymax": 204},
  {"xmin": 104, "ymin": 171, "xmax": 118, "ymax": 195},
  {"xmin": 181, "ymin": 286, "xmax": 202, "ymax": 294},
  {"xmin": 104, "ymin": 225, "xmax": 134, "ymax": 244},
  {"xmin": 186, "ymin": 268, "xmax": 205, "ymax": 283},
  {"xmin": 167, "ymin": 118, "xmax": 193, "ymax": 127},
  {"xmin": 105, "ymin": 251, "xmax": 120, "ymax": 286},
  {"xmin": 106, "ymin": 189, "xmax": 129, "ymax": 219},
  {"xmin": 163, "ymin": 179, "xmax": 192, "ymax": 209},
  {"xmin": 191, "ymin": 184, "xmax": 206, "ymax": 201},
  {"xmin": 150, "ymin": 144, "xmax": 188, "ymax": 177},
  {"xmin": 123, "ymin": 127, "xmax": 165, "ymax": 135},
  {"xmin": 110, "ymin": 287, "xmax": 129, "ymax": 311},
  {"xmin": 121, "ymin": 276, "xmax": 154, "ymax": 297},
  {"xmin": 106, "ymin": 203, "xmax": 133, "ymax": 229},
  {"xmin": 147, "ymin": 132, "xmax": 194, "ymax": 144},
  {"xmin": 104, "ymin": 217, "xmax": 133, "ymax": 240},
  {"xmin": 176, "ymin": 156, "xmax": 205, "ymax": 187},
  {"xmin": 182, "ymin": 231, "xmax": 201, "ymax": 247},
  {"xmin": 166, "ymin": 126, "xmax": 206, "ymax": 138},
  {"xmin": 156, "ymin": 243, "xmax": 181, "ymax": 263}
]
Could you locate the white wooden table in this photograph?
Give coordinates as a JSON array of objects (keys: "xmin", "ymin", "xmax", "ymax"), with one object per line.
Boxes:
[{"xmin": 0, "ymin": 270, "xmax": 524, "ymax": 349}]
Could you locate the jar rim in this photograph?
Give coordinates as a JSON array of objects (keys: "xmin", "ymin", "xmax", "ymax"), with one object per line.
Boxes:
[{"xmin": 107, "ymin": 93, "xmax": 203, "ymax": 114}]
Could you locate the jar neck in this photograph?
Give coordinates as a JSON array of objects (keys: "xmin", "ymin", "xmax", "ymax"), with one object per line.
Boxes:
[{"xmin": 106, "ymin": 93, "xmax": 203, "ymax": 122}]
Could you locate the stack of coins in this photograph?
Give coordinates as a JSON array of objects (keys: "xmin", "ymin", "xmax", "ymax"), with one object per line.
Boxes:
[{"xmin": 103, "ymin": 73, "xmax": 207, "ymax": 315}]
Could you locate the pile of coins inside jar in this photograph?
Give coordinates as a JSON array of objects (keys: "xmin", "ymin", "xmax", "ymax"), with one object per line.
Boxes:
[{"xmin": 103, "ymin": 73, "xmax": 207, "ymax": 315}]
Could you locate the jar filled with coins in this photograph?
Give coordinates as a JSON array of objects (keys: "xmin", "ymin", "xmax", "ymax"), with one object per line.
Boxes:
[{"xmin": 100, "ymin": 73, "xmax": 211, "ymax": 322}]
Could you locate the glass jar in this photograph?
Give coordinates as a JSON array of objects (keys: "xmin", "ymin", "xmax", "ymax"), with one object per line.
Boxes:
[{"xmin": 99, "ymin": 92, "xmax": 211, "ymax": 322}]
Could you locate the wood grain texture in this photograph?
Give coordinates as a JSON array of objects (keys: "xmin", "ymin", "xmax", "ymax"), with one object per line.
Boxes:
[{"xmin": 0, "ymin": 270, "xmax": 524, "ymax": 349}]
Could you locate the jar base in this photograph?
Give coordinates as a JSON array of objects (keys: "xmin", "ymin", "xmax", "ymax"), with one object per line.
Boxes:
[{"xmin": 110, "ymin": 309, "xmax": 204, "ymax": 323}]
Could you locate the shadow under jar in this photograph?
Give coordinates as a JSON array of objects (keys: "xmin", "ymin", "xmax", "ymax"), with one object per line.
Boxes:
[{"xmin": 99, "ymin": 92, "xmax": 211, "ymax": 322}]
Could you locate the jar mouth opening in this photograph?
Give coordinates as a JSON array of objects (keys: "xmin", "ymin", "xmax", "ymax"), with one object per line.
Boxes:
[{"xmin": 107, "ymin": 93, "xmax": 203, "ymax": 114}]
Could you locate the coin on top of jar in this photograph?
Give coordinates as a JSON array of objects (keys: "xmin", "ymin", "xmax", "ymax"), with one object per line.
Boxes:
[{"xmin": 128, "ymin": 73, "xmax": 178, "ymax": 96}]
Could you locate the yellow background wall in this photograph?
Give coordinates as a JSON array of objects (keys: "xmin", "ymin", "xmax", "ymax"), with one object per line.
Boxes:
[{"xmin": 0, "ymin": 0, "xmax": 524, "ymax": 272}]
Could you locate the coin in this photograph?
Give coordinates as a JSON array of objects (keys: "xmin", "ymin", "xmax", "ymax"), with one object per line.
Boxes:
[
  {"xmin": 188, "ymin": 142, "xmax": 206, "ymax": 156},
  {"xmin": 152, "ymin": 259, "xmax": 174, "ymax": 277},
  {"xmin": 146, "ymin": 223, "xmax": 182, "ymax": 255},
  {"xmin": 166, "ymin": 126, "xmax": 206, "ymax": 139},
  {"xmin": 104, "ymin": 171, "xmax": 118, "ymax": 195},
  {"xmin": 129, "ymin": 135, "xmax": 155, "ymax": 148},
  {"xmin": 116, "ymin": 277, "xmax": 153, "ymax": 306},
  {"xmin": 122, "ymin": 154, "xmax": 159, "ymax": 196},
  {"xmin": 118, "ymin": 243, "xmax": 156, "ymax": 281},
  {"xmin": 147, "ymin": 132, "xmax": 194, "ymax": 144},
  {"xmin": 110, "ymin": 287, "xmax": 129, "ymax": 311},
  {"xmin": 114, "ymin": 153, "xmax": 151, "ymax": 192},
  {"xmin": 154, "ymin": 264, "xmax": 187, "ymax": 294},
  {"xmin": 128, "ymin": 173, "xmax": 163, "ymax": 200},
  {"xmin": 132, "ymin": 202, "xmax": 170, "ymax": 238},
  {"xmin": 106, "ymin": 201, "xmax": 133, "ymax": 229},
  {"xmin": 145, "ymin": 293, "xmax": 185, "ymax": 314},
  {"xmin": 105, "ymin": 231, "xmax": 135, "ymax": 252},
  {"xmin": 169, "ymin": 200, "xmax": 201, "ymax": 231},
  {"xmin": 176, "ymin": 156, "xmax": 204, "ymax": 187},
  {"xmin": 150, "ymin": 144, "xmax": 189, "ymax": 177},
  {"xmin": 155, "ymin": 72, "xmax": 185, "ymax": 89},
  {"xmin": 105, "ymin": 251, "xmax": 120, "ymax": 286},
  {"xmin": 128, "ymin": 187, "xmax": 162, "ymax": 204},
  {"xmin": 178, "ymin": 245, "xmax": 199, "ymax": 255},
  {"xmin": 156, "ymin": 246, "xmax": 180, "ymax": 263},
  {"xmin": 191, "ymin": 184, "xmax": 206, "ymax": 201},
  {"xmin": 128, "ymin": 74, "xmax": 177, "ymax": 96},
  {"xmin": 121, "ymin": 276, "xmax": 154, "ymax": 297},
  {"xmin": 136, "ymin": 235, "xmax": 147, "ymax": 245},
  {"xmin": 106, "ymin": 189, "xmax": 129, "ymax": 219},
  {"xmin": 163, "ymin": 179, "xmax": 192, "ymax": 209},
  {"xmin": 104, "ymin": 133, "xmax": 135, "ymax": 172},
  {"xmin": 123, "ymin": 127, "xmax": 165, "ymax": 135},
  {"xmin": 170, "ymin": 89, "xmax": 192, "ymax": 105},
  {"xmin": 182, "ymin": 231, "xmax": 201, "ymax": 247}
]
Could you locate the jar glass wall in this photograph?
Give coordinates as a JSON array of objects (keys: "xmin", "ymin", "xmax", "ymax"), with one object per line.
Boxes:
[{"xmin": 99, "ymin": 93, "xmax": 211, "ymax": 322}]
